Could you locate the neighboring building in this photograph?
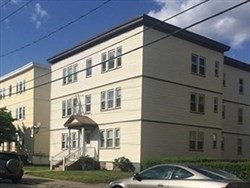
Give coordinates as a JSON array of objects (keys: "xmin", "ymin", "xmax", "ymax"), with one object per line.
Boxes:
[
  {"xmin": 0, "ymin": 62, "xmax": 51, "ymax": 165},
  {"xmin": 222, "ymin": 57, "xmax": 250, "ymax": 160},
  {"xmin": 48, "ymin": 14, "xmax": 250, "ymax": 171}
]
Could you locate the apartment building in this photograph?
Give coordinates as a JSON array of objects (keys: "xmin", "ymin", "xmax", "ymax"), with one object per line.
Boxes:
[
  {"xmin": 48, "ymin": 14, "xmax": 250, "ymax": 170},
  {"xmin": 222, "ymin": 57, "xmax": 250, "ymax": 160},
  {"xmin": 0, "ymin": 62, "xmax": 51, "ymax": 165}
]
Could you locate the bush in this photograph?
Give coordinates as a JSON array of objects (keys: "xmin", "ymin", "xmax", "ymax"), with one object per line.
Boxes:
[
  {"xmin": 113, "ymin": 156, "xmax": 135, "ymax": 172},
  {"xmin": 78, "ymin": 155, "xmax": 98, "ymax": 170}
]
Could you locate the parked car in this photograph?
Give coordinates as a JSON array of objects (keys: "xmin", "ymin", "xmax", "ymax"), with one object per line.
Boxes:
[
  {"xmin": 107, "ymin": 164, "xmax": 250, "ymax": 188},
  {"xmin": 0, "ymin": 152, "xmax": 24, "ymax": 183}
]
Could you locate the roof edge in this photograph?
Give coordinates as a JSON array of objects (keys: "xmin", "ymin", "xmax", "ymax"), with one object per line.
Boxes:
[{"xmin": 224, "ymin": 56, "xmax": 250, "ymax": 72}]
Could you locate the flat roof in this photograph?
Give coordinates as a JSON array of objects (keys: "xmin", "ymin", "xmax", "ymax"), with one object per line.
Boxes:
[
  {"xmin": 224, "ymin": 56, "xmax": 250, "ymax": 72},
  {"xmin": 48, "ymin": 14, "xmax": 230, "ymax": 64}
]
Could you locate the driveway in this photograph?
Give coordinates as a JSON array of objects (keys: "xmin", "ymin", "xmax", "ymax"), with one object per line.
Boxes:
[{"xmin": 0, "ymin": 174, "xmax": 106, "ymax": 188}]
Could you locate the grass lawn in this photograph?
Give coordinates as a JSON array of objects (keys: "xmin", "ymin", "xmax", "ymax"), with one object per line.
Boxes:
[{"xmin": 24, "ymin": 166, "xmax": 133, "ymax": 184}]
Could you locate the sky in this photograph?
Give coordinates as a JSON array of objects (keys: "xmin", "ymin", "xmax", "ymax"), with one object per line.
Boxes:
[{"xmin": 0, "ymin": 0, "xmax": 249, "ymax": 77}]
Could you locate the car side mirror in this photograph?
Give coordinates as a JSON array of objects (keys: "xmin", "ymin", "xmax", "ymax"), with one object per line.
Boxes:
[{"xmin": 133, "ymin": 173, "xmax": 142, "ymax": 181}]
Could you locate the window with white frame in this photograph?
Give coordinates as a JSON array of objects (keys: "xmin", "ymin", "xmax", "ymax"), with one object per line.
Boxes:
[
  {"xmin": 9, "ymin": 85, "xmax": 12, "ymax": 97},
  {"xmin": 86, "ymin": 58, "xmax": 92, "ymax": 77},
  {"xmin": 100, "ymin": 128, "xmax": 120, "ymax": 149},
  {"xmin": 16, "ymin": 107, "xmax": 25, "ymax": 120},
  {"xmin": 106, "ymin": 129, "xmax": 113, "ymax": 148},
  {"xmin": 62, "ymin": 98, "xmax": 78, "ymax": 117},
  {"xmin": 191, "ymin": 54, "xmax": 206, "ymax": 76},
  {"xmin": 221, "ymin": 136, "xmax": 225, "ymax": 151},
  {"xmin": 63, "ymin": 64, "xmax": 78, "ymax": 85},
  {"xmin": 102, "ymin": 46, "xmax": 122, "ymax": 72},
  {"xmin": 190, "ymin": 93, "xmax": 205, "ymax": 113},
  {"xmin": 189, "ymin": 131, "xmax": 204, "ymax": 151},
  {"xmin": 61, "ymin": 133, "xmax": 68, "ymax": 149},
  {"xmin": 239, "ymin": 78, "xmax": 244, "ymax": 94},
  {"xmin": 100, "ymin": 130, "xmax": 105, "ymax": 148},
  {"xmin": 115, "ymin": 128, "xmax": 120, "ymax": 148},
  {"xmin": 215, "ymin": 61, "xmax": 220, "ymax": 77},
  {"xmin": 214, "ymin": 97, "xmax": 218, "ymax": 113},
  {"xmin": 223, "ymin": 73, "xmax": 226, "ymax": 87},
  {"xmin": 85, "ymin": 95, "xmax": 91, "ymax": 113},
  {"xmin": 238, "ymin": 108, "xmax": 243, "ymax": 124},
  {"xmin": 72, "ymin": 132, "xmax": 77, "ymax": 148},
  {"xmin": 101, "ymin": 87, "xmax": 121, "ymax": 111},
  {"xmin": 16, "ymin": 80, "xmax": 26, "ymax": 94}
]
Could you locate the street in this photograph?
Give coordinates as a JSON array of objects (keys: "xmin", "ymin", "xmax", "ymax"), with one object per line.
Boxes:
[{"xmin": 0, "ymin": 174, "xmax": 106, "ymax": 188}]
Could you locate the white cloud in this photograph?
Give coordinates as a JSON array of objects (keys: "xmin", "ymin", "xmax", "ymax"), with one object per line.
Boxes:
[
  {"xmin": 148, "ymin": 0, "xmax": 250, "ymax": 48},
  {"xmin": 31, "ymin": 3, "xmax": 49, "ymax": 29},
  {"xmin": 10, "ymin": 0, "xmax": 22, "ymax": 4}
]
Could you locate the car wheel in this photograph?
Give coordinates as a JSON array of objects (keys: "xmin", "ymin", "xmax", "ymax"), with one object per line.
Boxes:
[
  {"xmin": 12, "ymin": 177, "xmax": 21, "ymax": 183},
  {"xmin": 6, "ymin": 159, "xmax": 21, "ymax": 173}
]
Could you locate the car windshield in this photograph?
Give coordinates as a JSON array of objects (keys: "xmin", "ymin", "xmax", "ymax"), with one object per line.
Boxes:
[{"xmin": 189, "ymin": 166, "xmax": 238, "ymax": 180}]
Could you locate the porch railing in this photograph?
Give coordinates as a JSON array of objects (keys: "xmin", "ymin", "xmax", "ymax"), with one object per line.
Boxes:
[{"xmin": 50, "ymin": 147, "xmax": 96, "ymax": 171}]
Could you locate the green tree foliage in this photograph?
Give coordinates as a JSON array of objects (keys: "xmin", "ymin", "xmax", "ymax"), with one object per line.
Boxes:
[{"xmin": 0, "ymin": 107, "xmax": 17, "ymax": 143}]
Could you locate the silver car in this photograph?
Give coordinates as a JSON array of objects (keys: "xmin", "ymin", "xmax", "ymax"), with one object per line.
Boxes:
[{"xmin": 107, "ymin": 164, "xmax": 250, "ymax": 188}]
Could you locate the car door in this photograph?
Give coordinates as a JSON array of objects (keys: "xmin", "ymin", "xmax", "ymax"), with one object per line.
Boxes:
[
  {"xmin": 128, "ymin": 165, "xmax": 174, "ymax": 188},
  {"xmin": 168, "ymin": 167, "xmax": 195, "ymax": 188}
]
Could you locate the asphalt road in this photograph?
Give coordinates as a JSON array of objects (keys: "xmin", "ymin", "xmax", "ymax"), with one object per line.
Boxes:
[{"xmin": 0, "ymin": 174, "xmax": 106, "ymax": 188}]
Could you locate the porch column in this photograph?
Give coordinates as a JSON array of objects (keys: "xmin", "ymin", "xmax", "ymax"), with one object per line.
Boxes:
[
  {"xmin": 81, "ymin": 128, "xmax": 85, "ymax": 156},
  {"xmin": 68, "ymin": 129, "xmax": 71, "ymax": 155}
]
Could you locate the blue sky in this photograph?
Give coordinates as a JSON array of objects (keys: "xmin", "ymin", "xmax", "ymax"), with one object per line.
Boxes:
[{"xmin": 0, "ymin": 0, "xmax": 249, "ymax": 76}]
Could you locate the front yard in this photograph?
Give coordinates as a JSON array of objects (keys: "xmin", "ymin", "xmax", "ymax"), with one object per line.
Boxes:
[{"xmin": 24, "ymin": 166, "xmax": 133, "ymax": 184}]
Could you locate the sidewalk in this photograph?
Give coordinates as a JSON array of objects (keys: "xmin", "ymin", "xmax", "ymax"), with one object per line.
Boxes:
[{"xmin": 23, "ymin": 174, "xmax": 106, "ymax": 188}]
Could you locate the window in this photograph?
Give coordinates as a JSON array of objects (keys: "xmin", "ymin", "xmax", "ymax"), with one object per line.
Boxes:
[
  {"xmin": 239, "ymin": 78, "xmax": 244, "ymax": 94},
  {"xmin": 190, "ymin": 93, "xmax": 205, "ymax": 113},
  {"xmin": 16, "ymin": 107, "xmax": 25, "ymax": 120},
  {"xmin": 101, "ymin": 92, "xmax": 106, "ymax": 110},
  {"xmin": 215, "ymin": 61, "xmax": 220, "ymax": 77},
  {"xmin": 72, "ymin": 132, "xmax": 77, "ymax": 148},
  {"xmin": 107, "ymin": 89, "xmax": 114, "ymax": 109},
  {"xmin": 106, "ymin": 129, "xmax": 113, "ymax": 148},
  {"xmin": 101, "ymin": 87, "xmax": 121, "ymax": 111},
  {"xmin": 100, "ymin": 130, "xmax": 105, "ymax": 148},
  {"xmin": 85, "ymin": 95, "xmax": 91, "ymax": 113},
  {"xmin": 62, "ymin": 98, "xmax": 78, "ymax": 117},
  {"xmin": 222, "ymin": 103, "xmax": 225, "ymax": 119},
  {"xmin": 115, "ymin": 128, "xmax": 120, "ymax": 148},
  {"xmin": 171, "ymin": 167, "xmax": 193, "ymax": 179},
  {"xmin": 139, "ymin": 166, "xmax": 175, "ymax": 180},
  {"xmin": 102, "ymin": 46, "xmax": 122, "ymax": 72},
  {"xmin": 101, "ymin": 52, "xmax": 107, "ymax": 72},
  {"xmin": 101, "ymin": 128, "xmax": 120, "ymax": 149},
  {"xmin": 61, "ymin": 133, "xmax": 68, "ymax": 149},
  {"xmin": 189, "ymin": 131, "xmax": 204, "ymax": 151},
  {"xmin": 85, "ymin": 130, "xmax": 91, "ymax": 144},
  {"xmin": 191, "ymin": 54, "xmax": 206, "ymax": 76},
  {"xmin": 237, "ymin": 138, "xmax": 242, "ymax": 155},
  {"xmin": 0, "ymin": 89, "xmax": 2, "ymax": 100},
  {"xmin": 214, "ymin": 97, "xmax": 218, "ymax": 113},
  {"xmin": 223, "ymin": 73, "xmax": 226, "ymax": 87},
  {"xmin": 116, "ymin": 47, "xmax": 122, "ymax": 67},
  {"xmin": 108, "ymin": 49, "xmax": 115, "ymax": 69},
  {"xmin": 86, "ymin": 58, "xmax": 92, "ymax": 77},
  {"xmin": 9, "ymin": 85, "xmax": 12, "ymax": 97},
  {"xmin": 115, "ymin": 88, "xmax": 121, "ymax": 107},
  {"xmin": 221, "ymin": 136, "xmax": 225, "ymax": 151},
  {"xmin": 62, "ymin": 64, "xmax": 78, "ymax": 84},
  {"xmin": 212, "ymin": 134, "xmax": 217, "ymax": 149},
  {"xmin": 238, "ymin": 108, "xmax": 243, "ymax": 124}
]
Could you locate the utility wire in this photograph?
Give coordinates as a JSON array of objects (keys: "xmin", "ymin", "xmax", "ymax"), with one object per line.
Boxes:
[
  {"xmin": 0, "ymin": 0, "xmax": 113, "ymax": 57},
  {"xmin": 0, "ymin": 0, "xmax": 210, "ymax": 92},
  {"xmin": 7, "ymin": 0, "xmax": 248, "ymax": 96},
  {"xmin": 0, "ymin": 0, "xmax": 33, "ymax": 23},
  {"xmin": 0, "ymin": 0, "xmax": 11, "ymax": 9}
]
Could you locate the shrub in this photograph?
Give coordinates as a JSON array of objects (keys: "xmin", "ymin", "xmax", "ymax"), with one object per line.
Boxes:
[
  {"xmin": 113, "ymin": 156, "xmax": 135, "ymax": 172},
  {"xmin": 78, "ymin": 155, "xmax": 98, "ymax": 170}
]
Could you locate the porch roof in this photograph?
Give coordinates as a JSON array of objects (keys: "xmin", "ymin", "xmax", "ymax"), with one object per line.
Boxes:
[{"xmin": 64, "ymin": 115, "xmax": 97, "ymax": 129}]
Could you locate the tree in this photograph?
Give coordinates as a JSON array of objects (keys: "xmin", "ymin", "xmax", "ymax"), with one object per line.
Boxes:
[{"xmin": 0, "ymin": 107, "xmax": 17, "ymax": 146}]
